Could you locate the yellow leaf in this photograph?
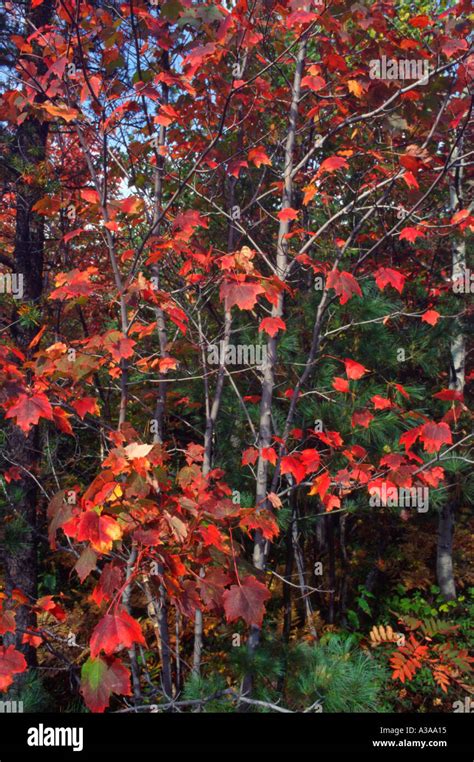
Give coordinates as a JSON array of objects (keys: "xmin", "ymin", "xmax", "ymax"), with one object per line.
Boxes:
[
  {"xmin": 347, "ymin": 79, "xmax": 363, "ymax": 98},
  {"xmin": 105, "ymin": 484, "xmax": 123, "ymax": 502},
  {"xmin": 42, "ymin": 103, "xmax": 80, "ymax": 122},
  {"xmin": 303, "ymin": 184, "xmax": 317, "ymax": 205},
  {"xmin": 124, "ymin": 443, "xmax": 154, "ymax": 460}
]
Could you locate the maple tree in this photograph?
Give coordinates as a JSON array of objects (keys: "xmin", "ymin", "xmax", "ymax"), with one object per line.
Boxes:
[{"xmin": 0, "ymin": 0, "xmax": 472, "ymax": 716}]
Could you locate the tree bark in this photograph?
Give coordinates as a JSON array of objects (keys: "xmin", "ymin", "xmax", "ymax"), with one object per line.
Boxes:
[
  {"xmin": 437, "ymin": 504, "xmax": 456, "ymax": 601},
  {"xmin": 143, "ymin": 575, "xmax": 173, "ymax": 698},
  {"xmin": 243, "ymin": 37, "xmax": 308, "ymax": 694},
  {"xmin": 2, "ymin": 0, "xmax": 54, "ymax": 668},
  {"xmin": 436, "ymin": 139, "xmax": 466, "ymax": 601}
]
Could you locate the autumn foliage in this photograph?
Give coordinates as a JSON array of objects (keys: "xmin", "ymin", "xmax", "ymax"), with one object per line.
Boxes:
[{"xmin": 0, "ymin": 0, "xmax": 472, "ymax": 714}]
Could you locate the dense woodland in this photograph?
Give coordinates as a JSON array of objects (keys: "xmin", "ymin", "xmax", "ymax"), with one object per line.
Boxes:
[{"xmin": 0, "ymin": 0, "xmax": 472, "ymax": 715}]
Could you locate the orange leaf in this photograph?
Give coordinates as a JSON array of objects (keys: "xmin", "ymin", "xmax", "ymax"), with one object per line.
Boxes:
[
  {"xmin": 421, "ymin": 309, "xmax": 440, "ymax": 326},
  {"xmin": 259, "ymin": 317, "xmax": 286, "ymax": 337},
  {"xmin": 248, "ymin": 146, "xmax": 272, "ymax": 168},
  {"xmin": 277, "ymin": 207, "xmax": 298, "ymax": 221},
  {"xmin": 347, "ymin": 79, "xmax": 363, "ymax": 97},
  {"xmin": 318, "ymin": 156, "xmax": 348, "ymax": 175},
  {"xmin": 332, "ymin": 376, "xmax": 350, "ymax": 393},
  {"xmin": 344, "ymin": 358, "xmax": 369, "ymax": 380},
  {"xmin": 42, "ymin": 103, "xmax": 79, "ymax": 122}
]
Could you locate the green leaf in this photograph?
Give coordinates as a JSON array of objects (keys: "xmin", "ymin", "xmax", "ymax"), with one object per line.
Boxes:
[{"xmin": 80, "ymin": 657, "xmax": 131, "ymax": 713}]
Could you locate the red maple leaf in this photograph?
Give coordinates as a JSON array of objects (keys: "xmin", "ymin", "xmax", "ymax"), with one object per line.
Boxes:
[
  {"xmin": 451, "ymin": 209, "xmax": 471, "ymax": 226},
  {"xmin": 172, "ymin": 209, "xmax": 208, "ymax": 237},
  {"xmin": 119, "ymin": 195, "xmax": 145, "ymax": 214},
  {"xmin": 71, "ymin": 397, "xmax": 100, "ymax": 419},
  {"xmin": 300, "ymin": 75, "xmax": 326, "ymax": 91},
  {"xmin": 0, "ymin": 609, "xmax": 15, "ymax": 636},
  {"xmin": 351, "ymin": 409, "xmax": 374, "ymax": 428},
  {"xmin": 219, "ymin": 280, "xmax": 264, "ymax": 310},
  {"xmin": 399, "ymin": 227, "xmax": 425, "ymax": 243},
  {"xmin": 315, "ymin": 430, "xmax": 343, "ymax": 447},
  {"xmin": 326, "ymin": 270, "xmax": 362, "ymax": 304},
  {"xmin": 332, "ymin": 376, "xmax": 350, "ymax": 393},
  {"xmin": 400, "ymin": 154, "xmax": 421, "ymax": 172},
  {"xmin": 158, "ymin": 356, "xmax": 178, "ymax": 374},
  {"xmin": 242, "ymin": 447, "xmax": 259, "ymax": 466},
  {"xmin": 323, "ymin": 493, "xmax": 341, "ymax": 512},
  {"xmin": 300, "ymin": 448, "xmax": 320, "ymax": 473},
  {"xmin": 52, "ymin": 407, "xmax": 73, "ymax": 436},
  {"xmin": 344, "ymin": 358, "xmax": 369, "ymax": 379},
  {"xmin": 91, "ymin": 563, "xmax": 123, "ymax": 606},
  {"xmin": 197, "ymin": 569, "xmax": 232, "ymax": 610},
  {"xmin": 80, "ymin": 188, "xmax": 100, "ymax": 204},
  {"xmin": 318, "ymin": 155, "xmax": 349, "ymax": 175},
  {"xmin": 433, "ymin": 390, "xmax": 463, "ymax": 402},
  {"xmin": 371, "ymin": 395, "xmax": 392, "ymax": 410},
  {"xmin": 222, "ymin": 576, "xmax": 271, "ymax": 627},
  {"xmin": 308, "ymin": 472, "xmax": 331, "ymax": 497},
  {"xmin": 36, "ymin": 595, "xmax": 66, "ymax": 622},
  {"xmin": 287, "ymin": 9, "xmax": 319, "ymax": 25},
  {"xmin": 248, "ymin": 146, "xmax": 271, "ymax": 168},
  {"xmin": 227, "ymin": 158, "xmax": 248, "ymax": 178},
  {"xmin": 239, "ymin": 510, "xmax": 279, "ymax": 541},
  {"xmin": 154, "ymin": 103, "xmax": 180, "ymax": 127},
  {"xmin": 0, "ymin": 645, "xmax": 27, "ymax": 691},
  {"xmin": 259, "ymin": 317, "xmax": 286, "ymax": 337},
  {"xmin": 374, "ymin": 267, "xmax": 405, "ymax": 294},
  {"xmin": 323, "ymin": 51, "xmax": 347, "ymax": 71},
  {"xmin": 277, "ymin": 207, "xmax": 298, "ymax": 221},
  {"xmin": 5, "ymin": 392, "xmax": 53, "ymax": 432},
  {"xmin": 182, "ymin": 42, "xmax": 217, "ymax": 71},
  {"xmin": 261, "ymin": 446, "xmax": 277, "ymax": 465},
  {"xmin": 402, "ymin": 171, "xmax": 419, "ymax": 189},
  {"xmin": 75, "ymin": 511, "xmax": 122, "ymax": 553},
  {"xmin": 280, "ymin": 454, "xmax": 306, "ymax": 484},
  {"xmin": 440, "ymin": 37, "xmax": 468, "ymax": 58},
  {"xmin": 421, "ymin": 309, "xmax": 440, "ymax": 326},
  {"xmin": 104, "ymin": 331, "xmax": 136, "ymax": 362},
  {"xmin": 419, "ymin": 422, "xmax": 452, "ymax": 453},
  {"xmin": 49, "ymin": 267, "xmax": 99, "ymax": 300},
  {"xmin": 400, "ymin": 425, "xmax": 423, "ymax": 452},
  {"xmin": 80, "ymin": 656, "xmax": 131, "ymax": 713},
  {"xmin": 90, "ymin": 609, "xmax": 145, "ymax": 659},
  {"xmin": 409, "ymin": 14, "xmax": 430, "ymax": 28},
  {"xmin": 199, "ymin": 524, "xmax": 226, "ymax": 550}
]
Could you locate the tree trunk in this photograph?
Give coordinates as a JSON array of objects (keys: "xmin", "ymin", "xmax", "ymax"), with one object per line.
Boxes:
[
  {"xmin": 3, "ymin": 0, "xmax": 54, "ymax": 666},
  {"xmin": 436, "ymin": 139, "xmax": 466, "ymax": 600},
  {"xmin": 327, "ymin": 513, "xmax": 336, "ymax": 625},
  {"xmin": 243, "ymin": 37, "xmax": 308, "ymax": 695},
  {"xmin": 437, "ymin": 504, "xmax": 456, "ymax": 601}
]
